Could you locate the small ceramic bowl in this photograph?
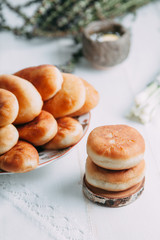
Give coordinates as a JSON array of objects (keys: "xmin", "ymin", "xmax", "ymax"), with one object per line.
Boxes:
[{"xmin": 82, "ymin": 20, "xmax": 131, "ymax": 69}]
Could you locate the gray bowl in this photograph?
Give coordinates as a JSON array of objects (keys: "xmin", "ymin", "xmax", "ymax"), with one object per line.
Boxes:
[{"xmin": 82, "ymin": 20, "xmax": 131, "ymax": 69}]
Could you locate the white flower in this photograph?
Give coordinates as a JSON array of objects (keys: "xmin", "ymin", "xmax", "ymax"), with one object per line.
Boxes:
[{"xmin": 129, "ymin": 74, "xmax": 160, "ymax": 124}]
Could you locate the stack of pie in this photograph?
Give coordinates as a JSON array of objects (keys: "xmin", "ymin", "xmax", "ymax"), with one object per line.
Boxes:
[{"xmin": 83, "ymin": 125, "xmax": 146, "ymax": 207}]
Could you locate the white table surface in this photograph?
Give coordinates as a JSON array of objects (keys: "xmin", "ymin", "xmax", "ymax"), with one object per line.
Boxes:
[{"xmin": 0, "ymin": 1, "xmax": 160, "ymax": 240}]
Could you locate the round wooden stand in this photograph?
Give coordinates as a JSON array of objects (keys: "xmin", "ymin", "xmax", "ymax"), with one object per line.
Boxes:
[{"xmin": 83, "ymin": 176, "xmax": 145, "ymax": 208}]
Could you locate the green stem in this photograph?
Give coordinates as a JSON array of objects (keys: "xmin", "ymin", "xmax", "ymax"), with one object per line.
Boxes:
[{"xmin": 0, "ymin": 0, "xmax": 154, "ymax": 38}]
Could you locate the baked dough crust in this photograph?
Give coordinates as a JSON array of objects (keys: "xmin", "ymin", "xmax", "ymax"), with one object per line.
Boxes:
[
  {"xmin": 14, "ymin": 65, "xmax": 63, "ymax": 101},
  {"xmin": 0, "ymin": 141, "xmax": 39, "ymax": 173},
  {"xmin": 87, "ymin": 125, "xmax": 145, "ymax": 169},
  {"xmin": 0, "ymin": 124, "xmax": 19, "ymax": 155},
  {"xmin": 85, "ymin": 157, "xmax": 145, "ymax": 191},
  {"xmin": 44, "ymin": 117, "xmax": 83, "ymax": 149},
  {"xmin": 43, "ymin": 73, "xmax": 86, "ymax": 118},
  {"xmin": 70, "ymin": 79, "xmax": 99, "ymax": 116},
  {"xmin": 17, "ymin": 110, "xmax": 58, "ymax": 146},
  {"xmin": 0, "ymin": 89, "xmax": 19, "ymax": 127},
  {"xmin": 0, "ymin": 74, "xmax": 43, "ymax": 124}
]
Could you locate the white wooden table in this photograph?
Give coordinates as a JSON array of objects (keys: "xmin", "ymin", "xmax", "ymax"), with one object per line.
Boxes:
[{"xmin": 0, "ymin": 1, "xmax": 160, "ymax": 240}]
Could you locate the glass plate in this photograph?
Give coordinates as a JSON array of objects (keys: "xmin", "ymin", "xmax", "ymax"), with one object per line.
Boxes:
[{"xmin": 0, "ymin": 113, "xmax": 91, "ymax": 174}]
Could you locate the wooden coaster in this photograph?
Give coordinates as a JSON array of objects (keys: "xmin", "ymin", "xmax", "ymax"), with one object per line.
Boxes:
[{"xmin": 83, "ymin": 175, "xmax": 145, "ymax": 207}]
